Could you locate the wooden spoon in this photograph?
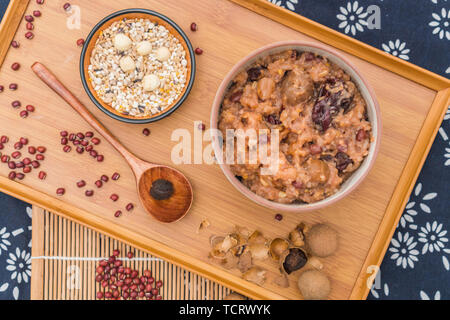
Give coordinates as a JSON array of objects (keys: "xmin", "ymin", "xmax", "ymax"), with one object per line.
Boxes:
[{"xmin": 32, "ymin": 62, "xmax": 193, "ymax": 223}]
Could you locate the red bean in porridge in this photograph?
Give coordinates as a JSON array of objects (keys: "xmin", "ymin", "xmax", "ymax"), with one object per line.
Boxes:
[
  {"xmin": 88, "ymin": 18, "xmax": 188, "ymax": 117},
  {"xmin": 218, "ymin": 50, "xmax": 372, "ymax": 204}
]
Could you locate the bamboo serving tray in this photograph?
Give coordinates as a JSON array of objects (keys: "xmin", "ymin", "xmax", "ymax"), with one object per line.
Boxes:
[{"xmin": 0, "ymin": 0, "xmax": 449, "ymax": 300}]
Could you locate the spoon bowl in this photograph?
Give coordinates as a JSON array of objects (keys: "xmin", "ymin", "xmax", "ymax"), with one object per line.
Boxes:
[
  {"xmin": 32, "ymin": 62, "xmax": 193, "ymax": 223},
  {"xmin": 137, "ymin": 166, "xmax": 193, "ymax": 223}
]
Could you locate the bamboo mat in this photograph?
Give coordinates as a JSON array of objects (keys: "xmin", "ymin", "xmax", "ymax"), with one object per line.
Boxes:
[{"xmin": 30, "ymin": 206, "xmax": 233, "ymax": 300}]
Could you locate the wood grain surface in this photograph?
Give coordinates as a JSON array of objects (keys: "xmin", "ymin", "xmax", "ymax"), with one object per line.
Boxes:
[{"xmin": 0, "ymin": 0, "xmax": 448, "ymax": 300}]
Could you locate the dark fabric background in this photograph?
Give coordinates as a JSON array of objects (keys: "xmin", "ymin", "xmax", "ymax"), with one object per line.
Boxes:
[{"xmin": 0, "ymin": 0, "xmax": 448, "ymax": 300}]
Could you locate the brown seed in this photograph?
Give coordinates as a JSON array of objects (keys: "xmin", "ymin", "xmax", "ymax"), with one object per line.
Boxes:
[
  {"xmin": 23, "ymin": 166, "xmax": 32, "ymax": 173},
  {"xmin": 26, "ymin": 22, "xmax": 34, "ymax": 30},
  {"xmin": 25, "ymin": 32, "xmax": 34, "ymax": 39},
  {"xmin": 356, "ymin": 129, "xmax": 367, "ymax": 141},
  {"xmin": 37, "ymin": 146, "xmax": 46, "ymax": 153},
  {"xmin": 38, "ymin": 171, "xmax": 46, "ymax": 180},
  {"xmin": 12, "ymin": 100, "xmax": 21, "ymax": 108},
  {"xmin": 19, "ymin": 137, "xmax": 28, "ymax": 145},
  {"xmin": 76, "ymin": 180, "xmax": 86, "ymax": 188},
  {"xmin": 100, "ymin": 175, "xmax": 109, "ymax": 182},
  {"xmin": 85, "ymin": 190, "xmax": 94, "ymax": 197},
  {"xmin": 91, "ymin": 137, "xmax": 100, "ymax": 145},
  {"xmin": 96, "ymin": 155, "xmax": 104, "ymax": 162},
  {"xmin": 0, "ymin": 136, "xmax": 8, "ymax": 143},
  {"xmin": 14, "ymin": 142, "xmax": 23, "ymax": 150},
  {"xmin": 195, "ymin": 47, "xmax": 203, "ymax": 55},
  {"xmin": 114, "ymin": 210, "xmax": 122, "ymax": 218},
  {"xmin": 31, "ymin": 160, "xmax": 40, "ymax": 168},
  {"xmin": 26, "ymin": 105, "xmax": 35, "ymax": 112},
  {"xmin": 24, "ymin": 15, "xmax": 34, "ymax": 22},
  {"xmin": 28, "ymin": 146, "xmax": 36, "ymax": 154},
  {"xmin": 275, "ymin": 213, "xmax": 283, "ymax": 221},
  {"xmin": 76, "ymin": 38, "xmax": 85, "ymax": 47},
  {"xmin": 9, "ymin": 83, "xmax": 18, "ymax": 90},
  {"xmin": 11, "ymin": 40, "xmax": 20, "ymax": 48},
  {"xmin": 20, "ymin": 110, "xmax": 28, "ymax": 118},
  {"xmin": 63, "ymin": 3, "xmax": 71, "ymax": 11},
  {"xmin": 142, "ymin": 128, "xmax": 151, "ymax": 136},
  {"xmin": 95, "ymin": 180, "xmax": 103, "ymax": 188},
  {"xmin": 110, "ymin": 194, "xmax": 119, "ymax": 202},
  {"xmin": 56, "ymin": 188, "xmax": 65, "ymax": 195},
  {"xmin": 190, "ymin": 22, "xmax": 198, "ymax": 31},
  {"xmin": 36, "ymin": 154, "xmax": 44, "ymax": 161},
  {"xmin": 8, "ymin": 172, "xmax": 16, "ymax": 180},
  {"xmin": 125, "ymin": 203, "xmax": 134, "ymax": 211},
  {"xmin": 33, "ymin": 10, "xmax": 41, "ymax": 17},
  {"xmin": 16, "ymin": 173, "xmax": 25, "ymax": 180},
  {"xmin": 111, "ymin": 172, "xmax": 120, "ymax": 181}
]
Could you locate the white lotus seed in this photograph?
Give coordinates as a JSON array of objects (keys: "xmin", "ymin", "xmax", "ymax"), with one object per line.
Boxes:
[
  {"xmin": 119, "ymin": 56, "xmax": 135, "ymax": 73},
  {"xmin": 114, "ymin": 33, "xmax": 132, "ymax": 51},
  {"xmin": 143, "ymin": 74, "xmax": 160, "ymax": 92},
  {"xmin": 156, "ymin": 47, "xmax": 171, "ymax": 61},
  {"xmin": 136, "ymin": 41, "xmax": 152, "ymax": 56}
]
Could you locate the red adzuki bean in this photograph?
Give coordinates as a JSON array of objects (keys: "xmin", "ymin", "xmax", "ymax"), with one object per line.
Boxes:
[
  {"xmin": 61, "ymin": 137, "xmax": 68, "ymax": 145},
  {"xmin": 26, "ymin": 22, "xmax": 34, "ymax": 30},
  {"xmin": 33, "ymin": 10, "xmax": 42, "ymax": 17},
  {"xmin": 0, "ymin": 136, "xmax": 8, "ymax": 143},
  {"xmin": 12, "ymin": 151, "xmax": 21, "ymax": 159},
  {"xmin": 23, "ymin": 157, "xmax": 31, "ymax": 165},
  {"xmin": 38, "ymin": 171, "xmax": 46, "ymax": 180},
  {"xmin": 1, "ymin": 155, "xmax": 10, "ymax": 163},
  {"xmin": 91, "ymin": 137, "xmax": 100, "ymax": 145},
  {"xmin": 76, "ymin": 146, "xmax": 84, "ymax": 154},
  {"xmin": 85, "ymin": 190, "xmax": 94, "ymax": 197},
  {"xmin": 142, "ymin": 128, "xmax": 150, "ymax": 136},
  {"xmin": 28, "ymin": 146, "xmax": 36, "ymax": 154},
  {"xmin": 85, "ymin": 131, "xmax": 94, "ymax": 138},
  {"xmin": 36, "ymin": 0, "xmax": 45, "ymax": 4},
  {"xmin": 125, "ymin": 203, "xmax": 134, "ymax": 211},
  {"xmin": 95, "ymin": 180, "xmax": 102, "ymax": 188},
  {"xmin": 26, "ymin": 105, "xmax": 35, "ymax": 112},
  {"xmin": 96, "ymin": 155, "xmax": 104, "ymax": 162},
  {"xmin": 114, "ymin": 210, "xmax": 122, "ymax": 218},
  {"xmin": 11, "ymin": 62, "xmax": 20, "ymax": 70},
  {"xmin": 20, "ymin": 137, "xmax": 28, "ymax": 145},
  {"xmin": 63, "ymin": 145, "xmax": 71, "ymax": 153},
  {"xmin": 16, "ymin": 162, "xmax": 24, "ymax": 169},
  {"xmin": 25, "ymin": 15, "xmax": 34, "ymax": 22},
  {"xmin": 14, "ymin": 142, "xmax": 22, "ymax": 150},
  {"xmin": 23, "ymin": 166, "xmax": 31, "ymax": 174},
  {"xmin": 20, "ymin": 110, "xmax": 28, "ymax": 118},
  {"xmin": 56, "ymin": 188, "xmax": 65, "ymax": 195},
  {"xmin": 11, "ymin": 40, "xmax": 19, "ymax": 48},
  {"xmin": 9, "ymin": 83, "xmax": 18, "ymax": 90},
  {"xmin": 25, "ymin": 32, "xmax": 34, "ymax": 40},
  {"xmin": 190, "ymin": 22, "xmax": 198, "ymax": 31},
  {"xmin": 76, "ymin": 180, "xmax": 86, "ymax": 188},
  {"xmin": 63, "ymin": 3, "xmax": 71, "ymax": 11},
  {"xmin": 36, "ymin": 154, "xmax": 44, "ymax": 161},
  {"xmin": 16, "ymin": 173, "xmax": 25, "ymax": 180},
  {"xmin": 31, "ymin": 160, "xmax": 40, "ymax": 168},
  {"xmin": 8, "ymin": 172, "xmax": 16, "ymax": 180},
  {"xmin": 8, "ymin": 162, "xmax": 16, "ymax": 169},
  {"xmin": 110, "ymin": 194, "xmax": 119, "ymax": 202},
  {"xmin": 111, "ymin": 172, "xmax": 120, "ymax": 181},
  {"xmin": 12, "ymin": 100, "xmax": 21, "ymax": 108},
  {"xmin": 76, "ymin": 38, "xmax": 85, "ymax": 47},
  {"xmin": 195, "ymin": 48, "xmax": 203, "ymax": 55},
  {"xmin": 101, "ymin": 175, "xmax": 108, "ymax": 182},
  {"xmin": 37, "ymin": 146, "xmax": 46, "ymax": 153},
  {"xmin": 60, "ymin": 131, "xmax": 68, "ymax": 137}
]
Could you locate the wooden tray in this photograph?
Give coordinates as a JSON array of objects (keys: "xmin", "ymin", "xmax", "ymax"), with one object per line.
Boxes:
[{"xmin": 0, "ymin": 0, "xmax": 449, "ymax": 300}]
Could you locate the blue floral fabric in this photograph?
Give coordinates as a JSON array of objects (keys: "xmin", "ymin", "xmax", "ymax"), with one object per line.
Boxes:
[{"xmin": 0, "ymin": 1, "xmax": 448, "ymax": 300}]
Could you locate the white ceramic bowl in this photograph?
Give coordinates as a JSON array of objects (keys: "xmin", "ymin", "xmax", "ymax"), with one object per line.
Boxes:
[{"xmin": 210, "ymin": 41, "xmax": 382, "ymax": 212}]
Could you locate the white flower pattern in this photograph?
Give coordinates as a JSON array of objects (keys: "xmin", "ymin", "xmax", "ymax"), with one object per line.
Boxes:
[
  {"xmin": 420, "ymin": 290, "xmax": 441, "ymax": 300},
  {"xmin": 0, "ymin": 227, "xmax": 11, "ymax": 256},
  {"xmin": 418, "ymin": 221, "xmax": 449, "ymax": 254},
  {"xmin": 337, "ymin": 1, "xmax": 368, "ymax": 36},
  {"xmin": 267, "ymin": 0, "xmax": 299, "ymax": 11},
  {"xmin": 389, "ymin": 232, "xmax": 419, "ymax": 269},
  {"xmin": 382, "ymin": 39, "xmax": 410, "ymax": 60},
  {"xmin": 400, "ymin": 183, "xmax": 437, "ymax": 230},
  {"xmin": 428, "ymin": 8, "xmax": 450, "ymax": 40}
]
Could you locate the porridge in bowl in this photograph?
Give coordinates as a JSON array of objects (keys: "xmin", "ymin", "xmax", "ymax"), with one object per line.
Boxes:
[
  {"xmin": 218, "ymin": 50, "xmax": 372, "ymax": 204},
  {"xmin": 88, "ymin": 18, "xmax": 188, "ymax": 117}
]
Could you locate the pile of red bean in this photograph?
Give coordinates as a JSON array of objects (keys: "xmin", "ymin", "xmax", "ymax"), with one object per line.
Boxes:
[
  {"xmin": 95, "ymin": 250, "xmax": 163, "ymax": 300},
  {"xmin": 59, "ymin": 130, "xmax": 104, "ymax": 161},
  {"xmin": 1, "ymin": 135, "xmax": 47, "ymax": 181}
]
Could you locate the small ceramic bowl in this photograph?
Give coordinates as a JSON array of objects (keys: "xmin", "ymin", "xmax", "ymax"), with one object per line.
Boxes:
[
  {"xmin": 210, "ymin": 41, "xmax": 382, "ymax": 213},
  {"xmin": 80, "ymin": 9, "xmax": 196, "ymax": 124}
]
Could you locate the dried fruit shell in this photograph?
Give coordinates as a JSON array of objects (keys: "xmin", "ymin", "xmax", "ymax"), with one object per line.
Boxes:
[
  {"xmin": 243, "ymin": 266, "xmax": 266, "ymax": 286},
  {"xmin": 273, "ymin": 270, "xmax": 289, "ymax": 288},
  {"xmin": 289, "ymin": 223, "xmax": 306, "ymax": 247},
  {"xmin": 249, "ymin": 243, "xmax": 269, "ymax": 261},
  {"xmin": 269, "ymin": 238, "xmax": 290, "ymax": 261},
  {"xmin": 237, "ymin": 251, "xmax": 253, "ymax": 273},
  {"xmin": 197, "ymin": 218, "xmax": 210, "ymax": 233},
  {"xmin": 248, "ymin": 230, "xmax": 267, "ymax": 245},
  {"xmin": 280, "ymin": 247, "xmax": 308, "ymax": 275}
]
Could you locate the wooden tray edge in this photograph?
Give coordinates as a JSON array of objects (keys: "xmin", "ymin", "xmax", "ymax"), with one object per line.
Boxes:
[
  {"xmin": 229, "ymin": 0, "xmax": 450, "ymax": 91},
  {"xmin": 0, "ymin": 177, "xmax": 286, "ymax": 300},
  {"xmin": 0, "ymin": 0, "xmax": 30, "ymax": 68},
  {"xmin": 350, "ymin": 88, "xmax": 450, "ymax": 299}
]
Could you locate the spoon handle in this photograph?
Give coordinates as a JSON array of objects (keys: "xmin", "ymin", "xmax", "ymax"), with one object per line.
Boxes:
[{"xmin": 32, "ymin": 62, "xmax": 143, "ymax": 169}]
